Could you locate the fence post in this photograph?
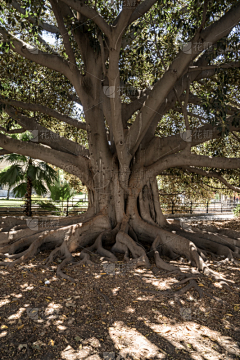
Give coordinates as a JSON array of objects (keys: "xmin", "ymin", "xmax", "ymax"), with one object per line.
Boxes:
[
  {"xmin": 66, "ymin": 199, "xmax": 69, "ymax": 217},
  {"xmin": 190, "ymin": 201, "xmax": 192, "ymax": 214},
  {"xmin": 206, "ymin": 201, "xmax": 208, "ymax": 214},
  {"xmin": 172, "ymin": 200, "xmax": 174, "ymax": 214}
]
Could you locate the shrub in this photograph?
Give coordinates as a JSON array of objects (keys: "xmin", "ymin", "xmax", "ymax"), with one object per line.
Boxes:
[{"xmin": 233, "ymin": 204, "xmax": 240, "ymax": 217}]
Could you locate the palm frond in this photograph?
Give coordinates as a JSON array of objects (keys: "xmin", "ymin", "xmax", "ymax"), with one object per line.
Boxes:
[
  {"xmin": 1, "ymin": 154, "xmax": 27, "ymax": 164},
  {"xmin": 0, "ymin": 165, "xmax": 24, "ymax": 186},
  {"xmin": 12, "ymin": 182, "xmax": 27, "ymax": 198},
  {"xmin": 32, "ymin": 179, "xmax": 48, "ymax": 196}
]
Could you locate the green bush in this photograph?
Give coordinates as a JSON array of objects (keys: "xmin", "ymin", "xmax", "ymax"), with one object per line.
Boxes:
[{"xmin": 233, "ymin": 204, "xmax": 240, "ymax": 217}]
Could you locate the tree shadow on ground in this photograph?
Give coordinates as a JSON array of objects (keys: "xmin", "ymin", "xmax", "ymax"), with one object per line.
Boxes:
[{"xmin": 0, "ymin": 248, "xmax": 239, "ymax": 360}]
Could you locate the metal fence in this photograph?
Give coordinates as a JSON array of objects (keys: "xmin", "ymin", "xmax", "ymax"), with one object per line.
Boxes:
[
  {"xmin": 0, "ymin": 197, "xmax": 89, "ymax": 216},
  {"xmin": 0, "ymin": 197, "xmax": 238, "ymax": 216},
  {"xmin": 162, "ymin": 200, "xmax": 238, "ymax": 215}
]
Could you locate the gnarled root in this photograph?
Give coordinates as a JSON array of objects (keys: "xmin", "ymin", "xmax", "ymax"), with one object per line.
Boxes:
[
  {"xmin": 76, "ymin": 252, "xmax": 95, "ymax": 266},
  {"xmin": 2, "ymin": 206, "xmax": 239, "ymax": 291},
  {"xmin": 0, "ymin": 208, "xmax": 95, "ymax": 249},
  {"xmin": 72, "ymin": 225, "xmax": 121, "ymax": 267},
  {"xmin": 74, "ymin": 230, "xmax": 118, "ymax": 267},
  {"xmin": 0, "ymin": 227, "xmax": 65, "ymax": 268},
  {"xmin": 176, "ymin": 229, "xmax": 235, "ymax": 262},
  {"xmin": 92, "ymin": 231, "xmax": 118, "ymax": 262},
  {"xmin": 43, "ymin": 215, "xmax": 112, "ymax": 278},
  {"xmin": 0, "ymin": 214, "xmax": 111, "ymax": 278},
  {"xmin": 113, "ymin": 231, "xmax": 150, "ymax": 268},
  {"xmin": 56, "ymin": 242, "xmax": 75, "ymax": 282},
  {"xmin": 43, "ymin": 227, "xmax": 76, "ymax": 281},
  {"xmin": 152, "ymin": 235, "xmax": 180, "ymax": 272},
  {"xmin": 173, "ymin": 276, "xmax": 204, "ymax": 298},
  {"xmin": 131, "ymin": 214, "xmax": 206, "ymax": 272}
]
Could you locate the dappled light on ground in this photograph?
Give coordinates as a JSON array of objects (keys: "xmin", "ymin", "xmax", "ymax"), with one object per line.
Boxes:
[{"xmin": 0, "ymin": 242, "xmax": 239, "ymax": 360}]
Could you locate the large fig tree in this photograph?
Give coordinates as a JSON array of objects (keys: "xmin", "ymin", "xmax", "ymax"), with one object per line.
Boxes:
[{"xmin": 0, "ymin": 0, "xmax": 240, "ymax": 283}]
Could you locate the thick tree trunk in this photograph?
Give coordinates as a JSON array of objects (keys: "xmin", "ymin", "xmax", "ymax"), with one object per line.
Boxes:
[
  {"xmin": 86, "ymin": 169, "xmax": 166, "ymax": 229},
  {"xmin": 0, "ymin": 167, "xmax": 238, "ymax": 289}
]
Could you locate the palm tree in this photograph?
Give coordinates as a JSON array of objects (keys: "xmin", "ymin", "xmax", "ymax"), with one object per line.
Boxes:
[{"xmin": 0, "ymin": 154, "xmax": 57, "ymax": 216}]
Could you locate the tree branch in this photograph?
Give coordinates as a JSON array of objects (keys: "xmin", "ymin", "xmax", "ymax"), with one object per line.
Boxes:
[
  {"xmin": 142, "ymin": 56, "xmax": 240, "ymax": 148},
  {"xmin": 127, "ymin": 2, "xmax": 240, "ymax": 155},
  {"xmin": 4, "ymin": 105, "xmax": 89, "ymax": 158},
  {"xmin": 144, "ymin": 116, "xmax": 240, "ymax": 167},
  {"xmin": 49, "ymin": 0, "xmax": 77, "ymax": 67},
  {"xmin": 0, "ymin": 126, "xmax": 26, "ymax": 134},
  {"xmin": 198, "ymin": 0, "xmax": 209, "ymax": 33},
  {"xmin": 0, "ymin": 149, "xmax": 12, "ymax": 156},
  {"xmin": 113, "ymin": 7, "xmax": 136, "ymax": 49},
  {"xmin": 147, "ymin": 153, "xmax": 240, "ymax": 178},
  {"xmin": 107, "ymin": 8, "xmax": 138, "ymax": 169},
  {"xmin": 0, "ymin": 97, "xmax": 86, "ymax": 131},
  {"xmin": 128, "ymin": 0, "xmax": 157, "ymax": 25},
  {"xmin": 98, "ymin": 32, "xmax": 106, "ymax": 77},
  {"xmin": 61, "ymin": 0, "xmax": 111, "ymax": 38},
  {"xmin": 188, "ymin": 61, "xmax": 240, "ymax": 72},
  {"xmin": 141, "ymin": 39, "xmax": 234, "ymax": 145},
  {"xmin": 10, "ymin": 0, "xmax": 59, "ymax": 34},
  {"xmin": 0, "ymin": 28, "xmax": 73, "ymax": 80},
  {"xmin": 0, "ymin": 134, "xmax": 89, "ymax": 183},
  {"xmin": 174, "ymin": 78, "xmax": 190, "ymax": 131},
  {"xmin": 182, "ymin": 166, "xmax": 240, "ymax": 193}
]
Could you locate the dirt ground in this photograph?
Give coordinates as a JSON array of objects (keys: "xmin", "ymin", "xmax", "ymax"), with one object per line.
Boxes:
[{"xmin": 0, "ymin": 220, "xmax": 240, "ymax": 360}]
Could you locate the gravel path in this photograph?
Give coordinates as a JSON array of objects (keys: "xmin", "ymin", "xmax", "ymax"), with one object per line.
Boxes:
[{"xmin": 167, "ymin": 213, "xmax": 234, "ymax": 221}]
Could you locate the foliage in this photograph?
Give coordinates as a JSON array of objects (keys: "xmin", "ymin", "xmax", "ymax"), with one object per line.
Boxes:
[
  {"xmin": 37, "ymin": 179, "xmax": 76, "ymax": 215},
  {"xmin": 233, "ymin": 203, "xmax": 240, "ymax": 217},
  {"xmin": 34, "ymin": 200, "xmax": 59, "ymax": 214},
  {"xmin": 48, "ymin": 180, "xmax": 76, "ymax": 202},
  {"xmin": 62, "ymin": 172, "xmax": 86, "ymax": 194},
  {"xmin": 0, "ymin": 152, "xmax": 57, "ymax": 197}
]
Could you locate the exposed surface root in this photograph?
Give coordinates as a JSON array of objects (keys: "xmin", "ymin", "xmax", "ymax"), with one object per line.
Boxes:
[
  {"xmin": 1, "ymin": 210, "xmax": 239, "ymax": 297},
  {"xmin": 74, "ymin": 231, "xmax": 118, "ymax": 266},
  {"xmin": 56, "ymin": 243, "xmax": 75, "ymax": 282},
  {"xmin": 0, "ymin": 215, "xmax": 111, "ymax": 274},
  {"xmin": 0, "ymin": 249, "xmax": 29, "ymax": 260},
  {"xmin": 55, "ymin": 220, "xmax": 117, "ymax": 269},
  {"xmin": 44, "ymin": 219, "xmax": 112, "ymax": 280},
  {"xmin": 0, "ymin": 227, "xmax": 62, "ymax": 268},
  {"xmin": 0, "ymin": 237, "xmax": 37, "ymax": 256},
  {"xmin": 152, "ymin": 236, "xmax": 180, "ymax": 272},
  {"xmin": 173, "ymin": 278, "xmax": 204, "ymax": 298},
  {"xmin": 0, "ymin": 208, "xmax": 96, "ymax": 249},
  {"xmin": 194, "ymin": 228, "xmax": 240, "ymax": 253},
  {"xmin": 178, "ymin": 229, "xmax": 235, "ymax": 261},
  {"xmin": 0, "ymin": 222, "xmax": 78, "ymax": 256},
  {"xmin": 91, "ymin": 232, "xmax": 118, "ymax": 262},
  {"xmin": 76, "ymin": 252, "xmax": 95, "ymax": 266},
  {"xmin": 113, "ymin": 231, "xmax": 150, "ymax": 268},
  {"xmin": 199, "ymin": 224, "xmax": 240, "ymax": 242},
  {"xmin": 0, "ymin": 216, "xmax": 28, "ymax": 232},
  {"xmin": 131, "ymin": 214, "xmax": 206, "ymax": 271}
]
